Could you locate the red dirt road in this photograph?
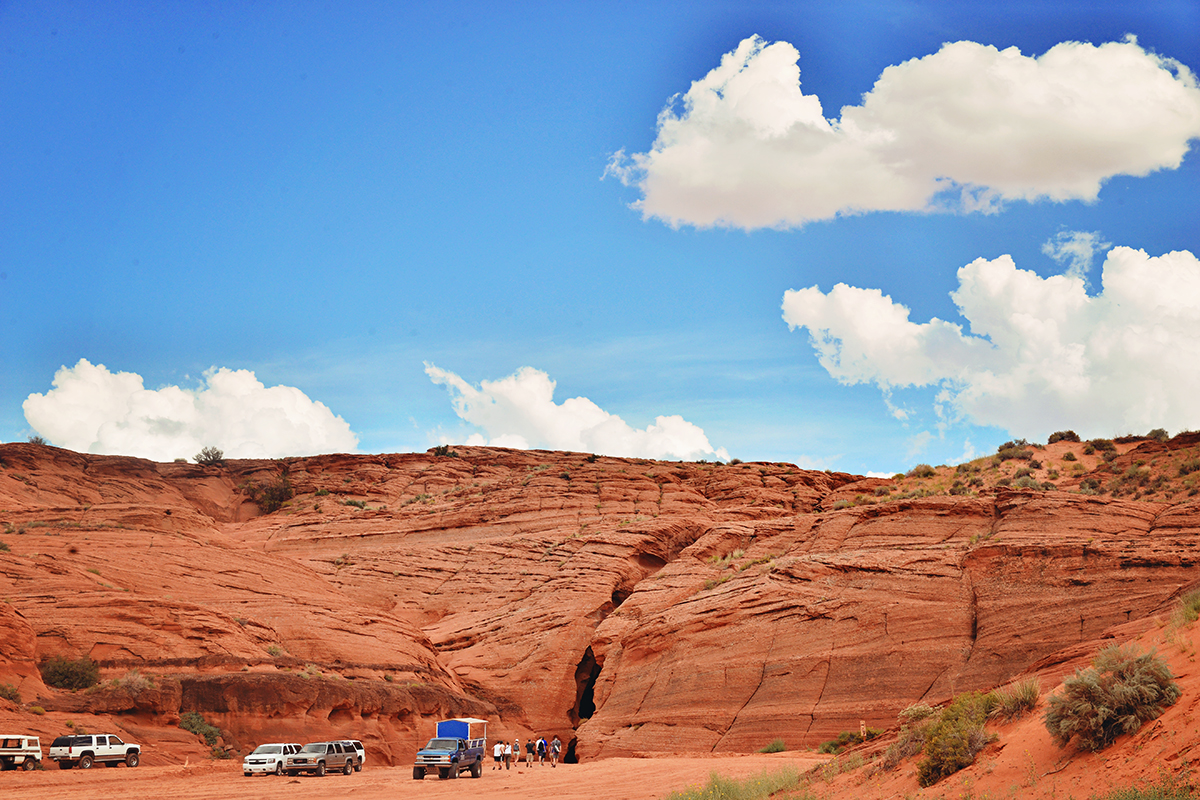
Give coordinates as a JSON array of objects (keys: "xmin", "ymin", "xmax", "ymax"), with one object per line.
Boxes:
[{"xmin": 1, "ymin": 753, "xmax": 828, "ymax": 800}]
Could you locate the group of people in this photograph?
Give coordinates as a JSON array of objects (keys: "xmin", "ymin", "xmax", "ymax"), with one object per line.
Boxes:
[{"xmin": 491, "ymin": 734, "xmax": 562, "ymax": 769}]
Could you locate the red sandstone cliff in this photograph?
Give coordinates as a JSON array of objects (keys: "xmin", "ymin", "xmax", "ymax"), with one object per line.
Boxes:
[{"xmin": 1, "ymin": 440, "xmax": 1197, "ymax": 768}]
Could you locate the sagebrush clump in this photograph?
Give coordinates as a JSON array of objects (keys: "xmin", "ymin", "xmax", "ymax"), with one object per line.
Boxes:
[{"xmin": 1043, "ymin": 645, "xmax": 1180, "ymax": 751}]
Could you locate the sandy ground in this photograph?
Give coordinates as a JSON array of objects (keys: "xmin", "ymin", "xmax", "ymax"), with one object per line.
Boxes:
[{"xmin": 0, "ymin": 753, "xmax": 828, "ymax": 800}]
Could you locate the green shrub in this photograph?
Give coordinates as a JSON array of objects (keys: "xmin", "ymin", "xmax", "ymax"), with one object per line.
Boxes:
[
  {"xmin": 430, "ymin": 444, "xmax": 459, "ymax": 458},
  {"xmin": 1044, "ymin": 645, "xmax": 1180, "ymax": 751},
  {"xmin": 757, "ymin": 738, "xmax": 786, "ymax": 753},
  {"xmin": 1063, "ymin": 451, "xmax": 1078, "ymax": 461},
  {"xmin": 997, "ymin": 446, "xmax": 1033, "ymax": 462},
  {"xmin": 1179, "ymin": 459, "xmax": 1200, "ymax": 476},
  {"xmin": 991, "ymin": 676, "xmax": 1040, "ymax": 721},
  {"xmin": 1146, "ymin": 428, "xmax": 1170, "ymax": 443},
  {"xmin": 29, "ymin": 705, "xmax": 45, "ymax": 715},
  {"xmin": 662, "ymin": 766, "xmax": 802, "ymax": 800},
  {"xmin": 40, "ymin": 655, "xmax": 100, "ymax": 690},
  {"xmin": 0, "ymin": 541, "xmax": 8, "ymax": 553},
  {"xmin": 1090, "ymin": 773, "xmax": 1195, "ymax": 799},
  {"xmin": 242, "ymin": 474, "xmax": 294, "ymax": 513},
  {"xmin": 0, "ymin": 682, "xmax": 20, "ymax": 703},
  {"xmin": 916, "ymin": 691, "xmax": 996, "ymax": 787},
  {"xmin": 906, "ymin": 464, "xmax": 936, "ymax": 479},
  {"xmin": 1089, "ymin": 438, "xmax": 1116, "ymax": 452},
  {"xmin": 194, "ymin": 446, "xmax": 225, "ymax": 466},
  {"xmin": 1170, "ymin": 590, "xmax": 1200, "ymax": 627},
  {"xmin": 180, "ymin": 710, "xmax": 222, "ymax": 746},
  {"xmin": 1049, "ymin": 430, "xmax": 1081, "ymax": 444},
  {"xmin": 817, "ymin": 728, "xmax": 881, "ymax": 754}
]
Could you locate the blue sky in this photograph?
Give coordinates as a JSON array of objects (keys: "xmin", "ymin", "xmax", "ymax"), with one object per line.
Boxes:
[{"xmin": 3, "ymin": 1, "xmax": 1199, "ymax": 474}]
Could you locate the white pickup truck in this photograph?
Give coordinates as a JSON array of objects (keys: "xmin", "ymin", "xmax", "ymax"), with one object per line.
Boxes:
[
  {"xmin": 0, "ymin": 735, "xmax": 42, "ymax": 770},
  {"xmin": 47, "ymin": 734, "xmax": 140, "ymax": 769}
]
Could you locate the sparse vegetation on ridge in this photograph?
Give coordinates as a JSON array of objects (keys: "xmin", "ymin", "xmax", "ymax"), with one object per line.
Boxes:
[
  {"xmin": 194, "ymin": 445, "xmax": 225, "ymax": 466},
  {"xmin": 663, "ymin": 766, "xmax": 805, "ymax": 800}
]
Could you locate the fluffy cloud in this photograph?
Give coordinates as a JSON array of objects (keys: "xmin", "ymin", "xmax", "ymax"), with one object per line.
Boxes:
[
  {"xmin": 23, "ymin": 359, "xmax": 358, "ymax": 461},
  {"xmin": 782, "ymin": 244, "xmax": 1200, "ymax": 439},
  {"xmin": 425, "ymin": 363, "xmax": 729, "ymax": 461},
  {"xmin": 609, "ymin": 35, "xmax": 1200, "ymax": 229}
]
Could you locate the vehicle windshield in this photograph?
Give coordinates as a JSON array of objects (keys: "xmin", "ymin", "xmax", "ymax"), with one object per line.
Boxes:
[
  {"xmin": 251, "ymin": 745, "xmax": 282, "ymax": 755},
  {"xmin": 300, "ymin": 743, "xmax": 327, "ymax": 754},
  {"xmin": 426, "ymin": 738, "xmax": 459, "ymax": 750}
]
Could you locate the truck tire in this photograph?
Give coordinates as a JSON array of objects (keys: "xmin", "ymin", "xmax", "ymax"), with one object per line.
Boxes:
[
  {"xmin": 23, "ymin": 759, "xmax": 37, "ymax": 771},
  {"xmin": 413, "ymin": 766, "xmax": 424, "ymax": 780},
  {"xmin": 126, "ymin": 752, "xmax": 139, "ymax": 768},
  {"xmin": 471, "ymin": 758, "xmax": 482, "ymax": 778},
  {"xmin": 315, "ymin": 762, "xmax": 326, "ymax": 777},
  {"xmin": 438, "ymin": 767, "xmax": 448, "ymax": 780},
  {"xmin": 447, "ymin": 763, "xmax": 458, "ymax": 780},
  {"xmin": 79, "ymin": 754, "xmax": 95, "ymax": 769},
  {"xmin": 275, "ymin": 762, "xmax": 284, "ymax": 776},
  {"xmin": 342, "ymin": 759, "xmax": 352, "ymax": 775}
]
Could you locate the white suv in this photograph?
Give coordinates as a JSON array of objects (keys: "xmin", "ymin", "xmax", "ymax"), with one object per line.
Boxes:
[
  {"xmin": 338, "ymin": 740, "xmax": 365, "ymax": 771},
  {"xmin": 0, "ymin": 735, "xmax": 42, "ymax": 771},
  {"xmin": 243, "ymin": 742, "xmax": 301, "ymax": 776}
]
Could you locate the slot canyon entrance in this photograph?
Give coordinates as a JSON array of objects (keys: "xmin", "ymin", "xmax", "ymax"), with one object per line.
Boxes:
[{"xmin": 565, "ymin": 645, "xmax": 602, "ymax": 763}]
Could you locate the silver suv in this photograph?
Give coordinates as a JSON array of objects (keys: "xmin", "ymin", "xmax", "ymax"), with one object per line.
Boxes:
[
  {"xmin": 243, "ymin": 742, "xmax": 301, "ymax": 776},
  {"xmin": 283, "ymin": 741, "xmax": 360, "ymax": 777}
]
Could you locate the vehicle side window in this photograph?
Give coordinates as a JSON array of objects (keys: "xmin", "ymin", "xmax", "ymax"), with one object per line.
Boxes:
[
  {"xmin": 94, "ymin": 736, "xmax": 107, "ymax": 746},
  {"xmin": 109, "ymin": 736, "xmax": 124, "ymax": 745}
]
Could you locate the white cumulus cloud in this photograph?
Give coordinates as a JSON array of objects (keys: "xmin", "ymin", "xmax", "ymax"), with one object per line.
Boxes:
[
  {"xmin": 609, "ymin": 35, "xmax": 1200, "ymax": 229},
  {"xmin": 782, "ymin": 244, "xmax": 1200, "ymax": 440},
  {"xmin": 425, "ymin": 363, "xmax": 729, "ymax": 461},
  {"xmin": 23, "ymin": 359, "xmax": 358, "ymax": 461}
]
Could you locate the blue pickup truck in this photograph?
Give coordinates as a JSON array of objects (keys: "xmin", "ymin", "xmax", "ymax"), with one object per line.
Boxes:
[{"xmin": 412, "ymin": 718, "xmax": 487, "ymax": 780}]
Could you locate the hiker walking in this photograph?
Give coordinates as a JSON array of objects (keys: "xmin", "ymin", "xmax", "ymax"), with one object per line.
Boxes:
[
  {"xmin": 537, "ymin": 735, "xmax": 547, "ymax": 764},
  {"xmin": 492, "ymin": 740, "xmax": 503, "ymax": 770},
  {"xmin": 525, "ymin": 737, "xmax": 535, "ymax": 765},
  {"xmin": 503, "ymin": 740, "xmax": 512, "ymax": 769},
  {"xmin": 551, "ymin": 735, "xmax": 561, "ymax": 767}
]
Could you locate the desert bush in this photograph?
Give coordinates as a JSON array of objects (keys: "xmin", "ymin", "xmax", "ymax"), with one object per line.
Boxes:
[
  {"xmin": 194, "ymin": 446, "xmax": 225, "ymax": 466},
  {"xmin": 0, "ymin": 682, "xmax": 20, "ymax": 703},
  {"xmin": 997, "ymin": 446, "xmax": 1033, "ymax": 462},
  {"xmin": 898, "ymin": 702, "xmax": 937, "ymax": 723},
  {"xmin": 180, "ymin": 710, "xmax": 222, "ymax": 746},
  {"xmin": 29, "ymin": 705, "xmax": 45, "ymax": 715},
  {"xmin": 1049, "ymin": 430, "xmax": 1082, "ymax": 444},
  {"xmin": 1063, "ymin": 451, "xmax": 1078, "ymax": 461},
  {"xmin": 27, "ymin": 434, "xmax": 47, "ymax": 445},
  {"xmin": 1090, "ymin": 438, "xmax": 1116, "ymax": 452},
  {"xmin": 662, "ymin": 766, "xmax": 802, "ymax": 800},
  {"xmin": 818, "ymin": 728, "xmax": 881, "ymax": 754},
  {"xmin": 1169, "ymin": 590, "xmax": 1200, "ymax": 628},
  {"xmin": 40, "ymin": 655, "xmax": 100, "ymax": 690},
  {"xmin": 1179, "ymin": 459, "xmax": 1200, "ymax": 476},
  {"xmin": 1091, "ymin": 773, "xmax": 1195, "ymax": 799},
  {"xmin": 1044, "ymin": 645, "xmax": 1180, "ymax": 751},
  {"xmin": 0, "ymin": 541, "xmax": 9, "ymax": 552},
  {"xmin": 916, "ymin": 691, "xmax": 996, "ymax": 787},
  {"xmin": 242, "ymin": 474, "xmax": 294, "ymax": 513},
  {"xmin": 1146, "ymin": 428, "xmax": 1170, "ymax": 442},
  {"xmin": 110, "ymin": 669, "xmax": 152, "ymax": 696},
  {"xmin": 880, "ymin": 719, "xmax": 933, "ymax": 771},
  {"xmin": 430, "ymin": 444, "xmax": 459, "ymax": 457},
  {"xmin": 907, "ymin": 464, "xmax": 936, "ymax": 479},
  {"xmin": 991, "ymin": 676, "xmax": 1041, "ymax": 721},
  {"xmin": 758, "ymin": 738, "xmax": 786, "ymax": 753}
]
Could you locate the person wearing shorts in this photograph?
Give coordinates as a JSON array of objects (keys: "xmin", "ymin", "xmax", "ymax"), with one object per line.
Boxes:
[
  {"xmin": 525, "ymin": 738, "xmax": 535, "ymax": 765},
  {"xmin": 492, "ymin": 740, "xmax": 503, "ymax": 770}
]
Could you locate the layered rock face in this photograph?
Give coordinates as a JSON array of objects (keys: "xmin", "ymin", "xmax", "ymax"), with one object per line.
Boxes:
[{"xmin": 1, "ymin": 442, "xmax": 1196, "ymax": 763}]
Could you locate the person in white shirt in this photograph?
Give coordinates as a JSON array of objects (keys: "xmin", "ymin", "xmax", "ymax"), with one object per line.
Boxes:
[{"xmin": 492, "ymin": 740, "xmax": 503, "ymax": 770}]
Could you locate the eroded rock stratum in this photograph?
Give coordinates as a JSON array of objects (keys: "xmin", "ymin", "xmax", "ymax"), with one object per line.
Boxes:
[{"xmin": 1, "ymin": 442, "xmax": 1196, "ymax": 763}]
